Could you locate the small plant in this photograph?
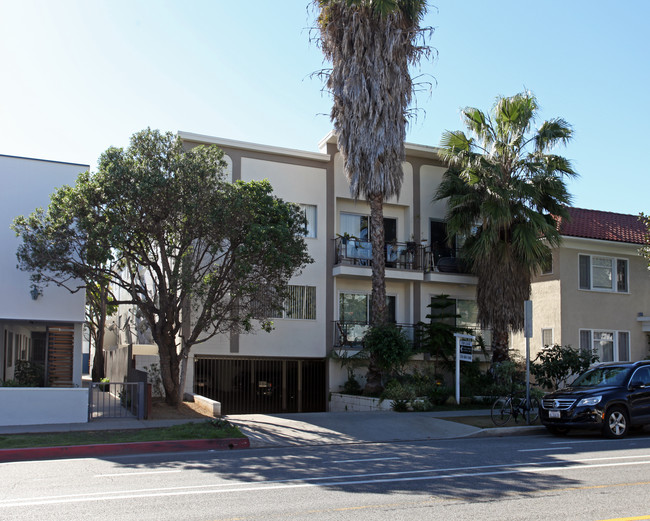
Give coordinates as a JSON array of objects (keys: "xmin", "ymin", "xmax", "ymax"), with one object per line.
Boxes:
[
  {"xmin": 209, "ymin": 418, "xmax": 234, "ymax": 430},
  {"xmin": 341, "ymin": 370, "xmax": 362, "ymax": 395},
  {"xmin": 119, "ymin": 388, "xmax": 132, "ymax": 408},
  {"xmin": 411, "ymin": 398, "xmax": 433, "ymax": 412},
  {"xmin": 390, "ymin": 399, "xmax": 409, "ymax": 412},
  {"xmin": 99, "ymin": 377, "xmax": 110, "ymax": 392},
  {"xmin": 0, "ymin": 379, "xmax": 20, "ymax": 387}
]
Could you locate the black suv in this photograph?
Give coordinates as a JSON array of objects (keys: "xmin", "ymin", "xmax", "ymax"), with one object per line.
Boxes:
[{"xmin": 540, "ymin": 360, "xmax": 650, "ymax": 438}]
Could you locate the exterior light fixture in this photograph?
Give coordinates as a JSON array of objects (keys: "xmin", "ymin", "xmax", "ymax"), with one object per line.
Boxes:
[{"xmin": 30, "ymin": 287, "xmax": 41, "ymax": 300}]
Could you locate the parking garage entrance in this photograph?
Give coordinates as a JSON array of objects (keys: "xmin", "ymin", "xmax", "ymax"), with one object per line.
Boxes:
[{"xmin": 193, "ymin": 356, "xmax": 326, "ymax": 415}]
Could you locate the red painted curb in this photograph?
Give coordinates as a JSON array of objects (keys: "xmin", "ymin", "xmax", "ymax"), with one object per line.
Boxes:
[{"xmin": 0, "ymin": 437, "xmax": 250, "ymax": 462}]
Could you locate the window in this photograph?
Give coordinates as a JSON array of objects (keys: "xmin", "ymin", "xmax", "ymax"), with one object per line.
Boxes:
[
  {"xmin": 340, "ymin": 213, "xmax": 396, "ymax": 243},
  {"xmin": 579, "ymin": 254, "xmax": 628, "ymax": 292},
  {"xmin": 579, "ymin": 329, "xmax": 630, "ymax": 362},
  {"xmin": 299, "ymin": 204, "xmax": 317, "ymax": 238},
  {"xmin": 429, "ymin": 296, "xmax": 491, "ymax": 345},
  {"xmin": 339, "ymin": 293, "xmax": 396, "ymax": 324},
  {"xmin": 540, "ymin": 252, "xmax": 553, "ymax": 275},
  {"xmin": 541, "ymin": 328, "xmax": 553, "ymax": 347},
  {"xmin": 273, "ymin": 286, "xmax": 316, "ymax": 320}
]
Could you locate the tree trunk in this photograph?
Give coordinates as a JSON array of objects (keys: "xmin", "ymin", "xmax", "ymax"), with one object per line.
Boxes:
[
  {"xmin": 491, "ymin": 328, "xmax": 510, "ymax": 363},
  {"xmin": 363, "ymin": 192, "xmax": 387, "ymax": 395},
  {"xmin": 90, "ymin": 295, "xmax": 107, "ymax": 382},
  {"xmin": 368, "ymin": 193, "xmax": 386, "ymax": 326},
  {"xmin": 158, "ymin": 335, "xmax": 181, "ymax": 405}
]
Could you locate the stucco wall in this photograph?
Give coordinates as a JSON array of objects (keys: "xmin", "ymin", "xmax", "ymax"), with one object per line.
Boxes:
[
  {"xmin": 0, "ymin": 155, "xmax": 87, "ymax": 323},
  {"xmin": 0, "ymin": 387, "xmax": 88, "ymax": 426}
]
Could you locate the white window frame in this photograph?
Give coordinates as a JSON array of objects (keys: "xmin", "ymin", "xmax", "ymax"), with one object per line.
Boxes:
[
  {"xmin": 541, "ymin": 328, "xmax": 554, "ymax": 348},
  {"xmin": 338, "ymin": 291, "xmax": 397, "ymax": 324},
  {"xmin": 299, "ymin": 204, "xmax": 317, "ymax": 239},
  {"xmin": 579, "ymin": 328, "xmax": 630, "ymax": 362},
  {"xmin": 578, "ymin": 254, "xmax": 629, "ymax": 293},
  {"xmin": 273, "ymin": 285, "xmax": 317, "ymax": 320}
]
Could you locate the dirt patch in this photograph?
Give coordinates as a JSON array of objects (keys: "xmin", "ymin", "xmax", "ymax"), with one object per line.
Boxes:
[{"xmin": 148, "ymin": 398, "xmax": 215, "ymax": 420}]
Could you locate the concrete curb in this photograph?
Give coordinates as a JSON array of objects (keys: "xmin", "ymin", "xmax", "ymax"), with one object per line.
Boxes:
[
  {"xmin": 468, "ymin": 425, "xmax": 548, "ymax": 438},
  {"xmin": 0, "ymin": 437, "xmax": 250, "ymax": 462}
]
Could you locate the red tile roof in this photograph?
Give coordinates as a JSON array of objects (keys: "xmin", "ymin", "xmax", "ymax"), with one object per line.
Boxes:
[{"xmin": 558, "ymin": 207, "xmax": 648, "ymax": 245}]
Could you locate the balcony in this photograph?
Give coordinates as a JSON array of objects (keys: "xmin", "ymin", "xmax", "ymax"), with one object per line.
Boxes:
[
  {"xmin": 334, "ymin": 237, "xmax": 424, "ymax": 270},
  {"xmin": 333, "ymin": 321, "xmax": 418, "ymax": 349},
  {"xmin": 333, "ymin": 237, "xmax": 474, "ymax": 278},
  {"xmin": 332, "ymin": 321, "xmax": 493, "ymax": 360}
]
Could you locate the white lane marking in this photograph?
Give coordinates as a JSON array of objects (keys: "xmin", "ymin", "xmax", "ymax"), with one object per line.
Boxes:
[
  {"xmin": 519, "ymin": 447, "xmax": 572, "ymax": 452},
  {"xmin": 333, "ymin": 457, "xmax": 400, "ymax": 463},
  {"xmin": 94, "ymin": 470, "xmax": 182, "ymax": 478},
  {"xmin": 550, "ymin": 439, "xmax": 625, "ymax": 445},
  {"xmin": 3, "ymin": 453, "xmax": 650, "ymax": 508}
]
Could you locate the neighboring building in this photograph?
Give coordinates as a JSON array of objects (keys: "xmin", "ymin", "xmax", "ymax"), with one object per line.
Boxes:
[
  {"xmin": 511, "ymin": 207, "xmax": 650, "ymax": 363},
  {"xmin": 0, "ymin": 155, "xmax": 87, "ymax": 387},
  {"xmin": 175, "ymin": 131, "xmax": 481, "ymax": 414}
]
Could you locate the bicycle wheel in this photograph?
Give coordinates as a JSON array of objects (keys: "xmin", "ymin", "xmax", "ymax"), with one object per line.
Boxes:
[
  {"xmin": 527, "ymin": 397, "xmax": 540, "ymax": 424},
  {"xmin": 491, "ymin": 396, "xmax": 512, "ymax": 426}
]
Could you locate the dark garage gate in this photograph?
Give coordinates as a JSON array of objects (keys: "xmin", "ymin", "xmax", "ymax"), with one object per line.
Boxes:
[{"xmin": 193, "ymin": 356, "xmax": 327, "ymax": 414}]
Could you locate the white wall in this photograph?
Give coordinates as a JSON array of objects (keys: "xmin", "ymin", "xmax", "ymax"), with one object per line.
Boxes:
[
  {"xmin": 0, "ymin": 155, "xmax": 87, "ymax": 322},
  {"xmin": 0, "ymin": 388, "xmax": 88, "ymax": 426}
]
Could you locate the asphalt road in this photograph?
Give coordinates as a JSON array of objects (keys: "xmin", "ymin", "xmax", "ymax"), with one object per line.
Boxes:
[{"xmin": 2, "ymin": 430, "xmax": 650, "ymax": 521}]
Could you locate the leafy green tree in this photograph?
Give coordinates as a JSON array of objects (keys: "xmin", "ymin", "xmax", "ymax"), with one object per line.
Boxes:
[
  {"xmin": 531, "ymin": 344, "xmax": 599, "ymax": 390},
  {"xmin": 314, "ymin": 0, "xmax": 431, "ymax": 393},
  {"xmin": 13, "ymin": 129, "xmax": 311, "ymax": 405},
  {"xmin": 640, "ymin": 213, "xmax": 650, "ymax": 268},
  {"xmin": 435, "ymin": 92, "xmax": 576, "ymax": 362}
]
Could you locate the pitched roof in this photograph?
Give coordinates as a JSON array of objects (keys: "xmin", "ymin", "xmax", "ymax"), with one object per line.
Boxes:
[{"xmin": 558, "ymin": 207, "xmax": 648, "ymax": 245}]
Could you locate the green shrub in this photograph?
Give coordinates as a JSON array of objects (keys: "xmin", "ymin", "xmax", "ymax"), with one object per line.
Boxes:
[
  {"xmin": 531, "ymin": 344, "xmax": 599, "ymax": 390},
  {"xmin": 411, "ymin": 398, "xmax": 433, "ymax": 412},
  {"xmin": 14, "ymin": 361, "xmax": 45, "ymax": 387},
  {"xmin": 342, "ymin": 372, "xmax": 362, "ymax": 395},
  {"xmin": 363, "ymin": 324, "xmax": 413, "ymax": 377}
]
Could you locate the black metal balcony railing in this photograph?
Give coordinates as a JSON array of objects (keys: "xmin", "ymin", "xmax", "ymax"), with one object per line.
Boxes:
[
  {"xmin": 335, "ymin": 237, "xmax": 424, "ymax": 270},
  {"xmin": 334, "ymin": 321, "xmax": 418, "ymax": 349},
  {"xmin": 333, "ymin": 321, "xmax": 493, "ymax": 354},
  {"xmin": 333, "ymin": 237, "xmax": 471, "ymax": 274}
]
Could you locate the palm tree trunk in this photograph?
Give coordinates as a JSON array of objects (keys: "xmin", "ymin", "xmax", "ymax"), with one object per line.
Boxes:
[
  {"xmin": 492, "ymin": 329, "xmax": 510, "ymax": 363},
  {"xmin": 363, "ymin": 192, "xmax": 386, "ymax": 396},
  {"xmin": 368, "ymin": 193, "xmax": 387, "ymax": 326}
]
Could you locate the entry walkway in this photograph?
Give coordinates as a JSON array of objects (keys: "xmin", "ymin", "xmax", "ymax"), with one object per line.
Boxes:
[{"xmin": 226, "ymin": 410, "xmax": 516, "ymax": 448}]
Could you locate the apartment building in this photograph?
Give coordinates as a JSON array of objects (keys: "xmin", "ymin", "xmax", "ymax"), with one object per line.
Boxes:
[
  {"xmin": 511, "ymin": 208, "xmax": 650, "ymax": 363},
  {"xmin": 177, "ymin": 131, "xmax": 479, "ymax": 414}
]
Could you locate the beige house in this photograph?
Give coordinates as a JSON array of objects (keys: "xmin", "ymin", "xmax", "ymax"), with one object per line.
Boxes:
[{"xmin": 511, "ymin": 208, "xmax": 649, "ymax": 363}]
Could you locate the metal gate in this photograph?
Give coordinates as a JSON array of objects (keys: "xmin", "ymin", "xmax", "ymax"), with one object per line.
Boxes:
[
  {"xmin": 88, "ymin": 382, "xmax": 145, "ymax": 420},
  {"xmin": 194, "ymin": 357, "xmax": 326, "ymax": 415}
]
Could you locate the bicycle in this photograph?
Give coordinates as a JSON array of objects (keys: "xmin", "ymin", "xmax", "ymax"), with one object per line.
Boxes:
[{"xmin": 491, "ymin": 392, "xmax": 540, "ymax": 426}]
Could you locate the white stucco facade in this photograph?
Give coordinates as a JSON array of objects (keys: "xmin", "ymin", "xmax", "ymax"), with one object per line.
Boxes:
[{"xmin": 0, "ymin": 155, "xmax": 87, "ymax": 387}]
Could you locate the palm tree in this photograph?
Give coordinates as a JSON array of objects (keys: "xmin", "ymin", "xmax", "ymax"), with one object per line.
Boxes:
[
  {"xmin": 435, "ymin": 92, "xmax": 576, "ymax": 363},
  {"xmin": 314, "ymin": 0, "xmax": 430, "ymax": 393}
]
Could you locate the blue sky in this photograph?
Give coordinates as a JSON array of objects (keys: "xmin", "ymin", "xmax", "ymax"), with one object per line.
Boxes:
[{"xmin": 1, "ymin": 0, "xmax": 647, "ymax": 215}]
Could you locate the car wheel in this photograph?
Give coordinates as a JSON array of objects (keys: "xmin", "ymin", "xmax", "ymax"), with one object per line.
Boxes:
[
  {"xmin": 545, "ymin": 425, "xmax": 570, "ymax": 436},
  {"xmin": 602, "ymin": 406, "xmax": 629, "ymax": 438}
]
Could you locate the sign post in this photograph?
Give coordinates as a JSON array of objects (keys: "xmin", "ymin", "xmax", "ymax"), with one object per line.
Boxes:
[
  {"xmin": 524, "ymin": 300, "xmax": 533, "ymax": 424},
  {"xmin": 454, "ymin": 333, "xmax": 475, "ymax": 405}
]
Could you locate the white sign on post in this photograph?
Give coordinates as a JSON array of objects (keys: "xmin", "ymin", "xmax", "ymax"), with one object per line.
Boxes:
[{"xmin": 454, "ymin": 333, "xmax": 475, "ymax": 405}]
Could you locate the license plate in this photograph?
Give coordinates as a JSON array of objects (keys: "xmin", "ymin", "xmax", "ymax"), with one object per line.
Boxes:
[{"xmin": 549, "ymin": 410, "xmax": 561, "ymax": 419}]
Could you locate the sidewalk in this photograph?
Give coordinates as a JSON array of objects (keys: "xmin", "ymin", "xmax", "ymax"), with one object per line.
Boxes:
[{"xmin": 0, "ymin": 410, "xmax": 547, "ymax": 461}]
